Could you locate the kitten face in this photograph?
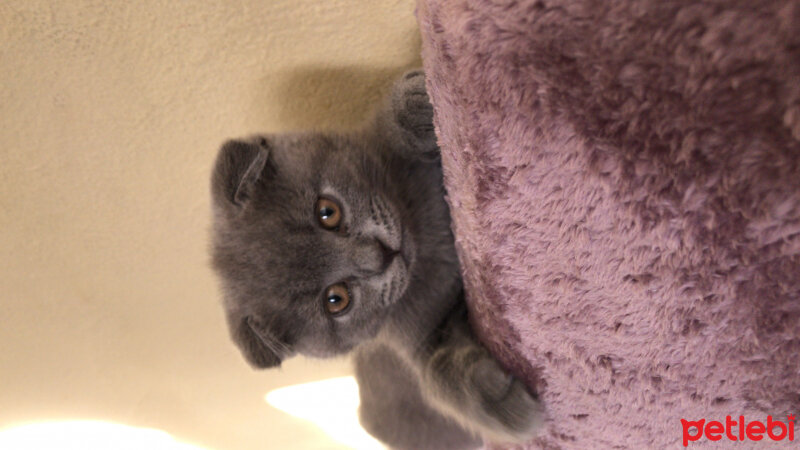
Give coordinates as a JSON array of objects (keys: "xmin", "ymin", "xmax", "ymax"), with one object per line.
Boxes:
[{"xmin": 211, "ymin": 133, "xmax": 419, "ymax": 364}]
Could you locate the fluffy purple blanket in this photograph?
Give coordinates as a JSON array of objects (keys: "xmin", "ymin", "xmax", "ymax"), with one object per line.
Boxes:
[{"xmin": 417, "ymin": 0, "xmax": 800, "ymax": 447}]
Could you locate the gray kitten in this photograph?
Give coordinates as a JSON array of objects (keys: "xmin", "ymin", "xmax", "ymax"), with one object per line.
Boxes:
[{"xmin": 210, "ymin": 70, "xmax": 543, "ymax": 449}]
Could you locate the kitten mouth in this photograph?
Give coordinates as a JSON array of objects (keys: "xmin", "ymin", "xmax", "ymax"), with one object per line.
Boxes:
[
  {"xmin": 399, "ymin": 250, "xmax": 409, "ymax": 267},
  {"xmin": 399, "ymin": 227, "xmax": 414, "ymax": 269}
]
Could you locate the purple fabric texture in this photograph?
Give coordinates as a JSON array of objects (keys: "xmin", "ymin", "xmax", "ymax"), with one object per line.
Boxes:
[{"xmin": 417, "ymin": 0, "xmax": 800, "ymax": 447}]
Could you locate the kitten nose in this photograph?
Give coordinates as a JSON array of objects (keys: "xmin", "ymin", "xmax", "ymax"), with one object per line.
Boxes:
[
  {"xmin": 351, "ymin": 238, "xmax": 397, "ymax": 275},
  {"xmin": 377, "ymin": 239, "xmax": 399, "ymax": 270}
]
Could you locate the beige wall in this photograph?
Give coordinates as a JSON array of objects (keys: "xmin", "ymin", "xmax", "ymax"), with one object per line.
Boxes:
[{"xmin": 0, "ymin": 1, "xmax": 421, "ymax": 448}]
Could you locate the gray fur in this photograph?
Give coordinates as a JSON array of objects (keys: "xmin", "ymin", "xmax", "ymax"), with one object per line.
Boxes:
[{"xmin": 210, "ymin": 70, "xmax": 543, "ymax": 448}]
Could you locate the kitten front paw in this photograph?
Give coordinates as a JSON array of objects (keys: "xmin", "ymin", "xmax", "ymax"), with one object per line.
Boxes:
[
  {"xmin": 425, "ymin": 347, "xmax": 544, "ymax": 445},
  {"xmin": 391, "ymin": 69, "xmax": 438, "ymax": 156},
  {"xmin": 469, "ymin": 358, "xmax": 545, "ymax": 443}
]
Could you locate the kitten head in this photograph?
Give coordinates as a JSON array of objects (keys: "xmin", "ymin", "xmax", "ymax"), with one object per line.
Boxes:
[{"xmin": 210, "ymin": 134, "xmax": 417, "ymax": 367}]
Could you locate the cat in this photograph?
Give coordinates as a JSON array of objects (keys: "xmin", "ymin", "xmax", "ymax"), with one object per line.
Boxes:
[{"xmin": 210, "ymin": 69, "xmax": 544, "ymax": 449}]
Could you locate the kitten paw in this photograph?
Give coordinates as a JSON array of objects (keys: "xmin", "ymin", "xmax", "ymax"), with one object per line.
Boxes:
[
  {"xmin": 391, "ymin": 70, "xmax": 437, "ymax": 154},
  {"xmin": 469, "ymin": 359, "xmax": 545, "ymax": 443}
]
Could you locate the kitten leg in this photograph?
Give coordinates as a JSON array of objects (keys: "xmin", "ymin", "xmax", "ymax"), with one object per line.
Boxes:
[
  {"xmin": 354, "ymin": 343, "xmax": 482, "ymax": 450},
  {"xmin": 383, "ymin": 69, "xmax": 440, "ymax": 160},
  {"xmin": 418, "ymin": 304, "xmax": 545, "ymax": 444}
]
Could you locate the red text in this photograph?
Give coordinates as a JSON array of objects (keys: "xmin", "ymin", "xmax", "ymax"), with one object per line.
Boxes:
[{"xmin": 681, "ymin": 415, "xmax": 795, "ymax": 446}]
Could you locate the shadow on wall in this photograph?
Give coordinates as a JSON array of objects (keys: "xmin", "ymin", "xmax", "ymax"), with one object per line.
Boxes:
[
  {"xmin": 252, "ymin": 27, "xmax": 423, "ymax": 131},
  {"xmin": 255, "ymin": 63, "xmax": 423, "ymax": 131}
]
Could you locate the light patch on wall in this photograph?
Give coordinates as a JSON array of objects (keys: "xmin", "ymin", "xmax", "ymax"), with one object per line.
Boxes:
[
  {"xmin": 0, "ymin": 421, "xmax": 207, "ymax": 450},
  {"xmin": 266, "ymin": 376, "xmax": 385, "ymax": 450}
]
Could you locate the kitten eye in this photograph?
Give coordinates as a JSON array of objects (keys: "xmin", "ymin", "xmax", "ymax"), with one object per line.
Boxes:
[
  {"xmin": 324, "ymin": 283, "xmax": 351, "ymax": 315},
  {"xmin": 316, "ymin": 197, "xmax": 342, "ymax": 230}
]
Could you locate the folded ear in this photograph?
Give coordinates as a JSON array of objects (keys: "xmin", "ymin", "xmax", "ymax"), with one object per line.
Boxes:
[
  {"xmin": 230, "ymin": 316, "xmax": 288, "ymax": 369},
  {"xmin": 211, "ymin": 137, "xmax": 271, "ymax": 209}
]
